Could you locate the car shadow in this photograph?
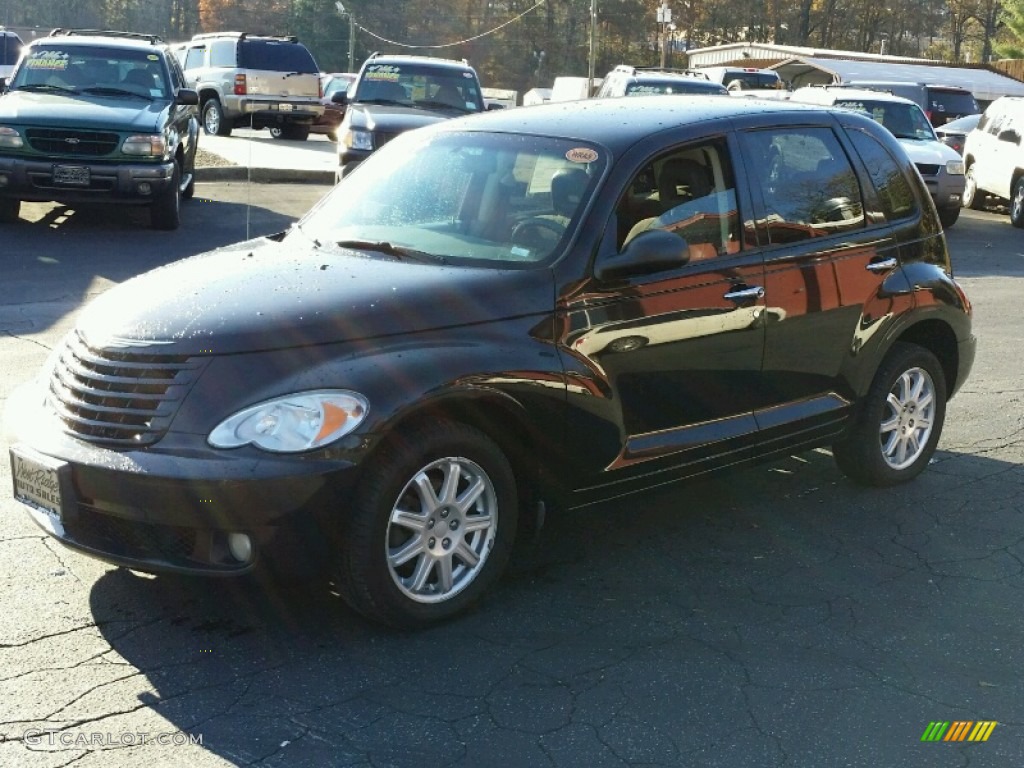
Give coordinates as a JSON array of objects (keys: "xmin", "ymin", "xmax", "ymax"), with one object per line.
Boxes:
[{"xmin": 79, "ymin": 445, "xmax": 1024, "ymax": 765}]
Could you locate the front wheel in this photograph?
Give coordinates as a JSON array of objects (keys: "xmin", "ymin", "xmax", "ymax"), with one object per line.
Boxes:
[
  {"xmin": 938, "ymin": 205, "xmax": 960, "ymax": 228},
  {"xmin": 833, "ymin": 342, "xmax": 946, "ymax": 487},
  {"xmin": 962, "ymin": 165, "xmax": 985, "ymax": 210},
  {"xmin": 0, "ymin": 198, "xmax": 20, "ymax": 223},
  {"xmin": 1011, "ymin": 177, "xmax": 1024, "ymax": 228},
  {"xmin": 150, "ymin": 160, "xmax": 181, "ymax": 230},
  {"xmin": 335, "ymin": 420, "xmax": 518, "ymax": 628}
]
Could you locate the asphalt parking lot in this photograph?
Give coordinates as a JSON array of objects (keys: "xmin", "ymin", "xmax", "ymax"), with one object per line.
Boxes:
[{"xmin": 1, "ymin": 182, "xmax": 1024, "ymax": 767}]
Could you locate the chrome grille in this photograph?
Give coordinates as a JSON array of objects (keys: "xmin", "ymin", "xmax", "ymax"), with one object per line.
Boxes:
[
  {"xmin": 48, "ymin": 332, "xmax": 205, "ymax": 447},
  {"xmin": 26, "ymin": 128, "xmax": 119, "ymax": 156},
  {"xmin": 915, "ymin": 163, "xmax": 940, "ymax": 177}
]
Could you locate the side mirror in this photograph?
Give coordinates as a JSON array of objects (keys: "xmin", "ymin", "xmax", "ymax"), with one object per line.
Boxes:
[
  {"xmin": 486, "ymin": 102, "xmax": 505, "ymax": 110},
  {"xmin": 595, "ymin": 229, "xmax": 689, "ymax": 281},
  {"xmin": 176, "ymin": 88, "xmax": 199, "ymax": 106},
  {"xmin": 331, "ymin": 91, "xmax": 349, "ymax": 106}
]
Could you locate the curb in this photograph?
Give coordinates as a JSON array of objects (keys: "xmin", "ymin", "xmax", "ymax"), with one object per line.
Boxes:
[{"xmin": 196, "ymin": 166, "xmax": 336, "ymax": 184}]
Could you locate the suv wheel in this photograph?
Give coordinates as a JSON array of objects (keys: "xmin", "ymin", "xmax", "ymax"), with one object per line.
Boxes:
[
  {"xmin": 0, "ymin": 198, "xmax": 20, "ymax": 223},
  {"xmin": 268, "ymin": 126, "xmax": 283, "ymax": 139},
  {"xmin": 938, "ymin": 206, "xmax": 960, "ymax": 228},
  {"xmin": 151, "ymin": 160, "xmax": 181, "ymax": 231},
  {"xmin": 962, "ymin": 165, "xmax": 985, "ymax": 209},
  {"xmin": 833, "ymin": 342, "xmax": 946, "ymax": 487},
  {"xmin": 202, "ymin": 99, "xmax": 232, "ymax": 137},
  {"xmin": 334, "ymin": 420, "xmax": 518, "ymax": 628},
  {"xmin": 1011, "ymin": 177, "xmax": 1024, "ymax": 228}
]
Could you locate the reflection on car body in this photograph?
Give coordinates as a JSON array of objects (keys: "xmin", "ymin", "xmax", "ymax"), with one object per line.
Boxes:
[{"xmin": 6, "ymin": 96, "xmax": 975, "ymax": 629}]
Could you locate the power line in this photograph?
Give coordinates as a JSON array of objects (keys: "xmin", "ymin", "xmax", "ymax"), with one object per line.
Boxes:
[{"xmin": 355, "ymin": 0, "xmax": 546, "ymax": 49}]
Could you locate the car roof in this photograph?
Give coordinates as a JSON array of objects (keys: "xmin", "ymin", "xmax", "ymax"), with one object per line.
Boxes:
[
  {"xmin": 363, "ymin": 54, "xmax": 474, "ymax": 72},
  {"xmin": 439, "ymin": 95, "xmax": 843, "ymax": 151},
  {"xmin": 793, "ymin": 87, "xmax": 917, "ymax": 106},
  {"xmin": 30, "ymin": 33, "xmax": 165, "ymax": 50}
]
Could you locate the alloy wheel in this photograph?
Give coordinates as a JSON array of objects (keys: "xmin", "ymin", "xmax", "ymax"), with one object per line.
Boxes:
[{"xmin": 879, "ymin": 366, "xmax": 936, "ymax": 470}]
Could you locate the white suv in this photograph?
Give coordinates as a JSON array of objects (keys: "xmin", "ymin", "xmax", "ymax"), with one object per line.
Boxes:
[
  {"xmin": 962, "ymin": 96, "xmax": 1024, "ymax": 226},
  {"xmin": 791, "ymin": 86, "xmax": 966, "ymax": 228}
]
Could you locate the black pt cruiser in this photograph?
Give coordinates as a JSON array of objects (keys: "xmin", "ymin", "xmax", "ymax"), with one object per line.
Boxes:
[{"xmin": 7, "ymin": 96, "xmax": 975, "ymax": 627}]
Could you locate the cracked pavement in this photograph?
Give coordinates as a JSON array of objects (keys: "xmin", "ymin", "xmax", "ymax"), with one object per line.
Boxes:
[{"xmin": 1, "ymin": 189, "xmax": 1022, "ymax": 767}]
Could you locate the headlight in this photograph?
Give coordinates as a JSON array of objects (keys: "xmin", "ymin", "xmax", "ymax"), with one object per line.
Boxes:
[
  {"xmin": 122, "ymin": 135, "xmax": 167, "ymax": 157},
  {"xmin": 344, "ymin": 129, "xmax": 374, "ymax": 151},
  {"xmin": 0, "ymin": 126, "xmax": 24, "ymax": 149},
  {"xmin": 946, "ymin": 160, "xmax": 965, "ymax": 175},
  {"xmin": 208, "ymin": 390, "xmax": 369, "ymax": 453}
]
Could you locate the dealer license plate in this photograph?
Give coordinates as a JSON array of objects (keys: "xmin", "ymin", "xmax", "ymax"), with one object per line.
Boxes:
[
  {"xmin": 10, "ymin": 446, "xmax": 68, "ymax": 522},
  {"xmin": 278, "ymin": 103, "xmax": 293, "ymax": 111},
  {"xmin": 52, "ymin": 165, "xmax": 90, "ymax": 186}
]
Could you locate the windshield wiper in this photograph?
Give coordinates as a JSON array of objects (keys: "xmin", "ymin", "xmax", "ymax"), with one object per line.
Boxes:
[
  {"xmin": 417, "ymin": 100, "xmax": 468, "ymax": 112},
  {"xmin": 81, "ymin": 86, "xmax": 152, "ymax": 100},
  {"xmin": 15, "ymin": 83, "xmax": 79, "ymax": 94},
  {"xmin": 355, "ymin": 98, "xmax": 407, "ymax": 107},
  {"xmin": 336, "ymin": 239, "xmax": 446, "ymax": 264}
]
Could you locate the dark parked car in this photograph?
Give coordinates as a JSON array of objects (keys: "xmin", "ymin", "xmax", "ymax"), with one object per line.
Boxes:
[
  {"xmin": 0, "ymin": 29, "xmax": 199, "ymax": 229},
  {"xmin": 7, "ymin": 96, "xmax": 975, "ymax": 627},
  {"xmin": 934, "ymin": 112, "xmax": 980, "ymax": 156},
  {"xmin": 335, "ymin": 53, "xmax": 485, "ymax": 179},
  {"xmin": 308, "ymin": 72, "xmax": 355, "ymax": 142}
]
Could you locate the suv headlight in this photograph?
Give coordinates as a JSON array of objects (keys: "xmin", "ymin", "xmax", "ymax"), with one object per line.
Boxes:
[
  {"xmin": 122, "ymin": 135, "xmax": 167, "ymax": 157},
  {"xmin": 208, "ymin": 390, "xmax": 369, "ymax": 452},
  {"xmin": 946, "ymin": 159, "xmax": 965, "ymax": 175},
  {"xmin": 344, "ymin": 128, "xmax": 374, "ymax": 151},
  {"xmin": 0, "ymin": 126, "xmax": 24, "ymax": 149}
]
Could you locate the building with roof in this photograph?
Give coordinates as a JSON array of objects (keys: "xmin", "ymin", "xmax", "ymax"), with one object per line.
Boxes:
[{"xmin": 685, "ymin": 42, "xmax": 1024, "ymax": 106}]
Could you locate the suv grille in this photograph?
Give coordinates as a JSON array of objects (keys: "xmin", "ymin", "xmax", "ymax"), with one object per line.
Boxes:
[
  {"xmin": 26, "ymin": 128, "xmax": 120, "ymax": 157},
  {"xmin": 47, "ymin": 332, "xmax": 206, "ymax": 447},
  {"xmin": 915, "ymin": 163, "xmax": 940, "ymax": 177}
]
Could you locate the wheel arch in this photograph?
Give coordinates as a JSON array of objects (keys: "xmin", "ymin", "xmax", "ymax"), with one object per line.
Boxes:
[{"xmin": 893, "ymin": 319, "xmax": 959, "ymax": 400}]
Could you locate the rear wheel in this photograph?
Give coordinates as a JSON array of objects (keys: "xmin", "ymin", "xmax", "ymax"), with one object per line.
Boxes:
[
  {"xmin": 0, "ymin": 198, "xmax": 20, "ymax": 223},
  {"xmin": 334, "ymin": 420, "xmax": 518, "ymax": 628},
  {"xmin": 833, "ymin": 342, "xmax": 946, "ymax": 487},
  {"xmin": 268, "ymin": 126, "xmax": 284, "ymax": 139},
  {"xmin": 202, "ymin": 99, "xmax": 232, "ymax": 137},
  {"xmin": 962, "ymin": 165, "xmax": 985, "ymax": 209},
  {"xmin": 1011, "ymin": 177, "xmax": 1024, "ymax": 228}
]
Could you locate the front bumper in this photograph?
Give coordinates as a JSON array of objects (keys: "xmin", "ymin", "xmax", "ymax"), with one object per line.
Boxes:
[
  {"xmin": 0, "ymin": 155, "xmax": 175, "ymax": 205},
  {"xmin": 917, "ymin": 165, "xmax": 966, "ymax": 210},
  {"xmin": 7, "ymin": 382, "xmax": 359, "ymax": 576}
]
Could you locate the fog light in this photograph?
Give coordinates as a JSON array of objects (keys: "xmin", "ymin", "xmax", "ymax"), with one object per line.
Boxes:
[
  {"xmin": 227, "ymin": 532, "xmax": 253, "ymax": 563},
  {"xmin": 137, "ymin": 182, "xmax": 152, "ymax": 196}
]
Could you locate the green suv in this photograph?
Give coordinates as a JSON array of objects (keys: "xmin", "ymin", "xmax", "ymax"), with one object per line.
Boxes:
[{"xmin": 0, "ymin": 29, "xmax": 199, "ymax": 230}]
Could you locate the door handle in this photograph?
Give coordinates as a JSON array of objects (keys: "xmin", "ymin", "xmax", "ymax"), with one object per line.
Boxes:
[
  {"xmin": 723, "ymin": 285, "xmax": 765, "ymax": 302},
  {"xmin": 866, "ymin": 257, "xmax": 898, "ymax": 273}
]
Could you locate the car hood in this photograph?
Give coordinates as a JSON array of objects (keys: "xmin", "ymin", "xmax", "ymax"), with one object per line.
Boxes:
[
  {"xmin": 75, "ymin": 235, "xmax": 554, "ymax": 356},
  {"xmin": 346, "ymin": 103, "xmax": 462, "ymax": 132},
  {"xmin": 0, "ymin": 90, "xmax": 168, "ymax": 132},
  {"xmin": 897, "ymin": 137, "xmax": 961, "ymax": 164}
]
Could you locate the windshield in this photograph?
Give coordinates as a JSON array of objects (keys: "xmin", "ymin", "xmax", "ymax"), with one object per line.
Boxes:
[
  {"xmin": 10, "ymin": 44, "xmax": 170, "ymax": 98},
  {"xmin": 297, "ymin": 130, "xmax": 606, "ymax": 266},
  {"xmin": 626, "ymin": 79, "xmax": 721, "ymax": 95},
  {"xmin": 835, "ymin": 99, "xmax": 936, "ymax": 140},
  {"xmin": 353, "ymin": 62, "xmax": 484, "ymax": 113}
]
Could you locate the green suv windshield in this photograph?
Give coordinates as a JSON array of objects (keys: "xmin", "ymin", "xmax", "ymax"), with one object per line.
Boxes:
[
  {"xmin": 11, "ymin": 45, "xmax": 170, "ymax": 99},
  {"xmin": 353, "ymin": 62, "xmax": 484, "ymax": 113}
]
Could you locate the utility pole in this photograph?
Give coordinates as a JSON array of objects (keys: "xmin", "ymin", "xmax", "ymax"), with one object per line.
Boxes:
[
  {"xmin": 588, "ymin": 0, "xmax": 596, "ymax": 96},
  {"xmin": 656, "ymin": 3, "xmax": 672, "ymax": 69},
  {"xmin": 335, "ymin": 2, "xmax": 357, "ymax": 72}
]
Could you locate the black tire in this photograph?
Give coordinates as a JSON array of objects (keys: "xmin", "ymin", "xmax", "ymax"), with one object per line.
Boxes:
[
  {"xmin": 1011, "ymin": 177, "xmax": 1024, "ymax": 229},
  {"xmin": 269, "ymin": 126, "xmax": 284, "ymax": 139},
  {"xmin": 281, "ymin": 124, "xmax": 310, "ymax": 141},
  {"xmin": 202, "ymin": 99, "xmax": 232, "ymax": 137},
  {"xmin": 182, "ymin": 148, "xmax": 196, "ymax": 201},
  {"xmin": 937, "ymin": 205, "xmax": 960, "ymax": 229},
  {"xmin": 327, "ymin": 131, "xmax": 338, "ymax": 143},
  {"xmin": 151, "ymin": 160, "xmax": 181, "ymax": 231},
  {"xmin": 0, "ymin": 198, "xmax": 20, "ymax": 223},
  {"xmin": 962, "ymin": 165, "xmax": 985, "ymax": 210},
  {"xmin": 833, "ymin": 342, "xmax": 947, "ymax": 487},
  {"xmin": 335, "ymin": 420, "xmax": 518, "ymax": 628}
]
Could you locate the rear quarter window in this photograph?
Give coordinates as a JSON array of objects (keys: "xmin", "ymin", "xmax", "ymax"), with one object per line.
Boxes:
[{"xmin": 847, "ymin": 129, "xmax": 918, "ymax": 221}]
